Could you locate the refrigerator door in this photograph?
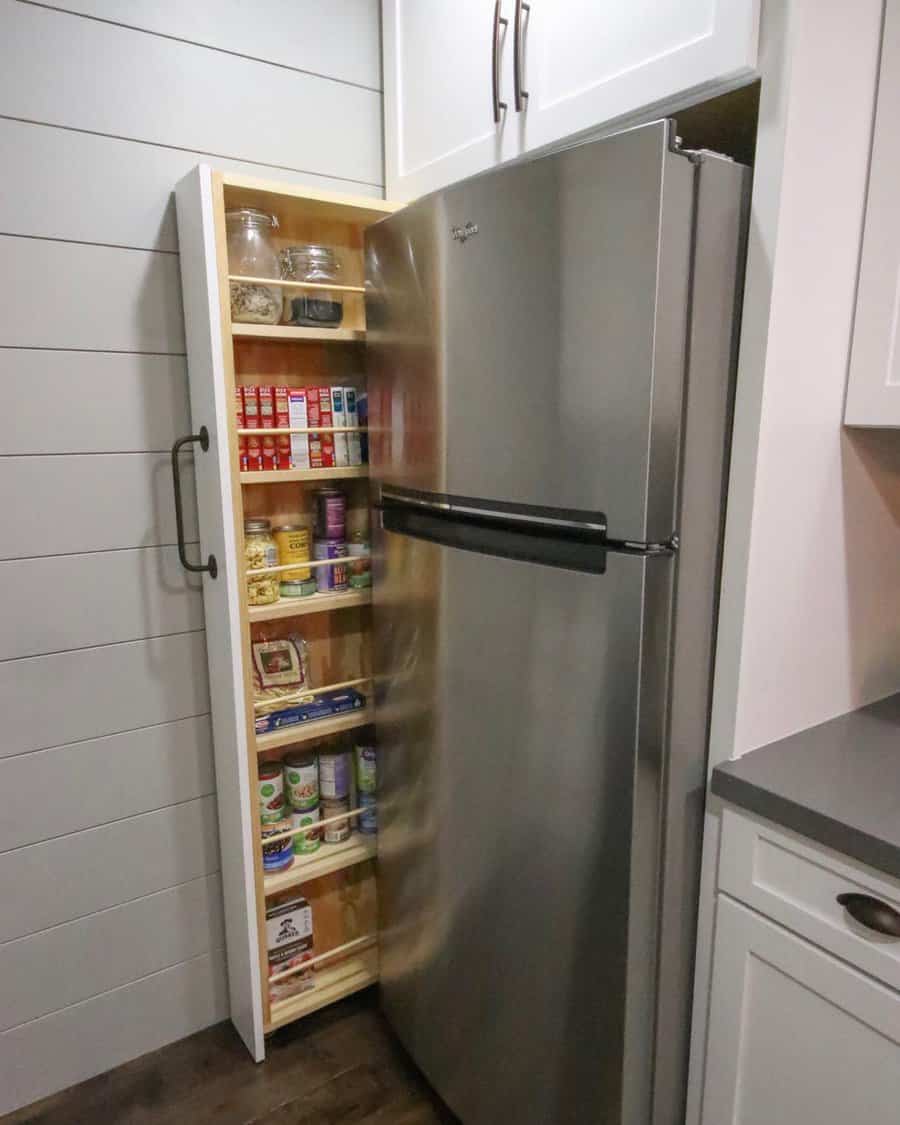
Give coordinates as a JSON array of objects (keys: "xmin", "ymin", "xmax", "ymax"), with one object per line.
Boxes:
[
  {"xmin": 366, "ymin": 120, "xmax": 694, "ymax": 544},
  {"xmin": 374, "ymin": 526, "xmax": 673, "ymax": 1125}
]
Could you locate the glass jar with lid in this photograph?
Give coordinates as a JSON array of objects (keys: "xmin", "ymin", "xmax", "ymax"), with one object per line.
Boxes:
[
  {"xmin": 226, "ymin": 208, "xmax": 283, "ymax": 325},
  {"xmin": 280, "ymin": 245, "xmax": 344, "ymax": 328},
  {"xmin": 244, "ymin": 518, "xmax": 279, "ymax": 605}
]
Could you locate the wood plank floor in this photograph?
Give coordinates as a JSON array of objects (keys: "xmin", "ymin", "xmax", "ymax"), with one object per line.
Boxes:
[{"xmin": 3, "ymin": 990, "xmax": 458, "ymax": 1125}]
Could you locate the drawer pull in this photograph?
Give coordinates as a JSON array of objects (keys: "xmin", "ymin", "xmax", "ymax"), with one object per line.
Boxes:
[{"xmin": 837, "ymin": 892, "xmax": 900, "ymax": 938}]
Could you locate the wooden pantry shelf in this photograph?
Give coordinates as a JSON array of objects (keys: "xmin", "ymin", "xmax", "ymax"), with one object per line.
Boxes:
[
  {"xmin": 240, "ymin": 466, "xmax": 368, "ymax": 484},
  {"xmin": 263, "ymin": 834, "xmax": 377, "ymax": 896},
  {"xmin": 265, "ymin": 948, "xmax": 379, "ymax": 1032},
  {"xmin": 231, "ymin": 324, "xmax": 365, "ymax": 343},
  {"xmin": 248, "ymin": 588, "xmax": 371, "ymax": 623},
  {"xmin": 255, "ymin": 703, "xmax": 375, "ymax": 754},
  {"xmin": 229, "ymin": 274, "xmax": 366, "ymax": 295}
]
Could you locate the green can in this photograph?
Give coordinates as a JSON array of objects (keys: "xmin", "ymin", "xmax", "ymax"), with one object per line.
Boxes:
[
  {"xmin": 354, "ymin": 745, "xmax": 376, "ymax": 793},
  {"xmin": 291, "ymin": 805, "xmax": 321, "ymax": 855}
]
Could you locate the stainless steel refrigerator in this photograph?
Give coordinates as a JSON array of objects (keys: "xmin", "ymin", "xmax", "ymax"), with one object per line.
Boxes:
[{"xmin": 364, "ymin": 120, "xmax": 748, "ymax": 1125}]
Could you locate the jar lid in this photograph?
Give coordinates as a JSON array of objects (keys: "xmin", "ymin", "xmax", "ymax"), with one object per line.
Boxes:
[
  {"xmin": 225, "ymin": 207, "xmax": 279, "ymax": 230},
  {"xmin": 273, "ymin": 524, "xmax": 307, "ymax": 532},
  {"xmin": 258, "ymin": 762, "xmax": 282, "ymax": 778},
  {"xmin": 244, "ymin": 518, "xmax": 271, "ymax": 533},
  {"xmin": 283, "ymin": 244, "xmax": 338, "ymax": 264}
]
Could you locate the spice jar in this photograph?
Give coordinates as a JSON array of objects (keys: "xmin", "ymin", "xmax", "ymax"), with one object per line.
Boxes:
[
  {"xmin": 226, "ymin": 208, "xmax": 282, "ymax": 325},
  {"xmin": 280, "ymin": 245, "xmax": 344, "ymax": 328},
  {"xmin": 244, "ymin": 518, "xmax": 279, "ymax": 605}
]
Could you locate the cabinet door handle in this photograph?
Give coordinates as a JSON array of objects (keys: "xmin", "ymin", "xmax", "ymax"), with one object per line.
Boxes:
[
  {"xmin": 513, "ymin": 0, "xmax": 530, "ymax": 111},
  {"xmin": 492, "ymin": 0, "xmax": 508, "ymax": 124},
  {"xmin": 837, "ymin": 892, "xmax": 900, "ymax": 937},
  {"xmin": 171, "ymin": 426, "xmax": 218, "ymax": 578}
]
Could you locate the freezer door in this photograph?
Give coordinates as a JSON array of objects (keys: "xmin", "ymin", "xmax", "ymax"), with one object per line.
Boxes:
[
  {"xmin": 374, "ymin": 529, "xmax": 673, "ymax": 1125},
  {"xmin": 366, "ymin": 120, "xmax": 694, "ymax": 543}
]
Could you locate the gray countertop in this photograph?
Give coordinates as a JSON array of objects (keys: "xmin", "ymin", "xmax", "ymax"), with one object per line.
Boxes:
[{"xmin": 711, "ymin": 692, "xmax": 900, "ymax": 880}]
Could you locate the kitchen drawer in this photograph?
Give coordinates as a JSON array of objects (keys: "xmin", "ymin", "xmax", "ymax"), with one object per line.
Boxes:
[{"xmin": 719, "ymin": 807, "xmax": 900, "ymax": 991}]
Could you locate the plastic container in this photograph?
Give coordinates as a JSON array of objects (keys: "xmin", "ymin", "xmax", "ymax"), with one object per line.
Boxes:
[
  {"xmin": 321, "ymin": 797, "xmax": 351, "ymax": 843},
  {"xmin": 261, "ymin": 818, "xmax": 294, "ymax": 871},
  {"xmin": 313, "ymin": 540, "xmax": 348, "ymax": 593},
  {"xmin": 358, "ymin": 792, "xmax": 377, "ymax": 835},
  {"xmin": 226, "ymin": 208, "xmax": 282, "ymax": 325},
  {"xmin": 258, "ymin": 761, "xmax": 286, "ymax": 823},
  {"xmin": 318, "ymin": 750, "xmax": 351, "ymax": 799},
  {"xmin": 283, "ymin": 750, "xmax": 319, "ymax": 810},
  {"xmin": 280, "ymin": 245, "xmax": 344, "ymax": 328},
  {"xmin": 291, "ymin": 806, "xmax": 322, "ymax": 855},
  {"xmin": 244, "ymin": 518, "xmax": 279, "ymax": 605}
]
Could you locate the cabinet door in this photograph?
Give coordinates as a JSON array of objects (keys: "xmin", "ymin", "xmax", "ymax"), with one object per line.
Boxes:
[
  {"xmin": 845, "ymin": 0, "xmax": 900, "ymax": 425},
  {"xmin": 517, "ymin": 0, "xmax": 758, "ymax": 154},
  {"xmin": 702, "ymin": 896, "xmax": 900, "ymax": 1125},
  {"xmin": 383, "ymin": 0, "xmax": 520, "ymax": 201}
]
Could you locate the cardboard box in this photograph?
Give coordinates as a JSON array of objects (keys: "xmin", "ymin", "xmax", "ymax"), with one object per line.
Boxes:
[
  {"xmin": 242, "ymin": 386, "xmax": 261, "ymax": 470},
  {"xmin": 274, "ymin": 385, "xmax": 291, "ymax": 470},
  {"xmin": 287, "ymin": 389, "xmax": 310, "ymax": 470},
  {"xmin": 258, "ymin": 385, "xmax": 276, "ymax": 471},
  {"xmin": 330, "ymin": 386, "xmax": 349, "ymax": 467},
  {"xmin": 344, "ymin": 386, "xmax": 362, "ymax": 467}
]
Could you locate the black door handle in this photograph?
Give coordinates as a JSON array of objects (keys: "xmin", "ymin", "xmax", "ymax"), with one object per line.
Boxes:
[
  {"xmin": 837, "ymin": 892, "xmax": 900, "ymax": 937},
  {"xmin": 171, "ymin": 426, "xmax": 217, "ymax": 578}
]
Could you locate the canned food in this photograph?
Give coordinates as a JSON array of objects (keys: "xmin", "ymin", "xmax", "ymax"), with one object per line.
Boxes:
[
  {"xmin": 258, "ymin": 762, "xmax": 286, "ymax": 823},
  {"xmin": 321, "ymin": 797, "xmax": 351, "ymax": 843},
  {"xmin": 291, "ymin": 806, "xmax": 322, "ymax": 855},
  {"xmin": 280, "ymin": 578, "xmax": 318, "ymax": 599},
  {"xmin": 273, "ymin": 524, "xmax": 311, "ymax": 585},
  {"xmin": 358, "ymin": 792, "xmax": 377, "ymax": 835},
  {"xmin": 261, "ymin": 817, "xmax": 294, "ymax": 871},
  {"xmin": 314, "ymin": 488, "xmax": 346, "ymax": 540},
  {"xmin": 313, "ymin": 540, "xmax": 348, "ymax": 593},
  {"xmin": 319, "ymin": 750, "xmax": 351, "ymax": 799},
  {"xmin": 283, "ymin": 751, "xmax": 319, "ymax": 810},
  {"xmin": 354, "ymin": 745, "xmax": 376, "ymax": 793},
  {"xmin": 348, "ymin": 533, "xmax": 371, "ymax": 589}
]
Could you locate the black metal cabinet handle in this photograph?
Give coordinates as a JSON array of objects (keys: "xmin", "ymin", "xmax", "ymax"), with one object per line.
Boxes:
[
  {"xmin": 513, "ymin": 0, "xmax": 530, "ymax": 111},
  {"xmin": 837, "ymin": 892, "xmax": 900, "ymax": 937},
  {"xmin": 171, "ymin": 426, "xmax": 217, "ymax": 579},
  {"xmin": 492, "ymin": 0, "xmax": 508, "ymax": 124}
]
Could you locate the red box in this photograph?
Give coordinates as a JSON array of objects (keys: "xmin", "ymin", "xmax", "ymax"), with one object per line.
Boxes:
[
  {"xmin": 307, "ymin": 387, "xmax": 335, "ymax": 469},
  {"xmin": 258, "ymin": 385, "xmax": 276, "ymax": 471},
  {"xmin": 235, "ymin": 387, "xmax": 247, "ymax": 472},
  {"xmin": 241, "ymin": 386, "xmax": 261, "ymax": 470},
  {"xmin": 274, "ymin": 385, "xmax": 291, "ymax": 470}
]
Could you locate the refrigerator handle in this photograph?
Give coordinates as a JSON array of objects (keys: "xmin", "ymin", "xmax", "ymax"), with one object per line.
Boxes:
[
  {"xmin": 513, "ymin": 0, "xmax": 530, "ymax": 111},
  {"xmin": 492, "ymin": 1, "xmax": 508, "ymax": 124}
]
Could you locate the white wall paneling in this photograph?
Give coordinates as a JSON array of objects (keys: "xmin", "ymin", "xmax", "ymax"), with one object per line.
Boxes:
[
  {"xmin": 0, "ymin": 949, "xmax": 228, "ymax": 1116},
  {"xmin": 0, "ymin": 795, "xmax": 220, "ymax": 943},
  {"xmin": 1, "ymin": 630, "xmax": 210, "ymax": 759},
  {"xmin": 1, "ymin": 0, "xmax": 382, "ymax": 184},
  {"xmin": 0, "ymin": 715, "xmax": 214, "ymax": 851},
  {"xmin": 0, "ymin": 453, "xmax": 197, "ymax": 559},
  {"xmin": 0, "ymin": 118, "xmax": 381, "ymax": 254},
  {"xmin": 32, "ymin": 0, "xmax": 382, "ymax": 91},
  {"xmin": 0, "ymin": 236, "xmax": 185, "ymax": 352},
  {"xmin": 2, "ymin": 873, "xmax": 224, "ymax": 1031},
  {"xmin": 0, "ymin": 547, "xmax": 204, "ymax": 660},
  {"xmin": 0, "ymin": 351, "xmax": 190, "ymax": 454}
]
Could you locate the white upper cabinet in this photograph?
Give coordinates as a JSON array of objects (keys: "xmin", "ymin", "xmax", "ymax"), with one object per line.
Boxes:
[
  {"xmin": 845, "ymin": 0, "xmax": 900, "ymax": 426},
  {"xmin": 383, "ymin": 0, "xmax": 759, "ymax": 201}
]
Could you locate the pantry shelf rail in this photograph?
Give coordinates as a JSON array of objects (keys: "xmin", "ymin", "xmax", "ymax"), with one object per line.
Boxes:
[
  {"xmin": 236, "ymin": 426, "xmax": 367, "ymax": 436},
  {"xmin": 229, "ymin": 273, "xmax": 366, "ymax": 295},
  {"xmin": 263, "ymin": 804, "xmax": 372, "ymax": 847},
  {"xmin": 247, "ymin": 555, "xmax": 361, "ymax": 576},
  {"xmin": 267, "ymin": 934, "xmax": 377, "ymax": 985},
  {"xmin": 254, "ymin": 675, "xmax": 372, "ymax": 712}
]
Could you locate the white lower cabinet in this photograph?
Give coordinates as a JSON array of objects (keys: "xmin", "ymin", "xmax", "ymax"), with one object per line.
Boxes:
[{"xmin": 702, "ymin": 818, "xmax": 900, "ymax": 1124}]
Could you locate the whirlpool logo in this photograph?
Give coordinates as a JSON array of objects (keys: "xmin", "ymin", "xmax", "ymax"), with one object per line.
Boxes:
[{"xmin": 451, "ymin": 222, "xmax": 479, "ymax": 244}]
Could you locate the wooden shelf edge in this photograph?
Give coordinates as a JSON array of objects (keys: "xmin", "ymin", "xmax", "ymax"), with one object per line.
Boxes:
[
  {"xmin": 255, "ymin": 704, "xmax": 375, "ymax": 754},
  {"xmin": 263, "ymin": 835, "xmax": 377, "ymax": 896},
  {"xmin": 231, "ymin": 324, "xmax": 365, "ymax": 343},
  {"xmin": 240, "ymin": 466, "xmax": 368, "ymax": 484},
  {"xmin": 265, "ymin": 954, "xmax": 379, "ymax": 1032},
  {"xmin": 248, "ymin": 589, "xmax": 371, "ymax": 623}
]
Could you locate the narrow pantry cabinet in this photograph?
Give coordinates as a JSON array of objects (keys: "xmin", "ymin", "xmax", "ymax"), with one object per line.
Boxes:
[
  {"xmin": 383, "ymin": 0, "xmax": 759, "ymax": 200},
  {"xmin": 175, "ymin": 167, "xmax": 399, "ymax": 1058}
]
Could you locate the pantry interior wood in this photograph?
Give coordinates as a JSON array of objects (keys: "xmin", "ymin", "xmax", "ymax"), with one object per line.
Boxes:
[{"xmin": 174, "ymin": 165, "xmax": 400, "ymax": 1060}]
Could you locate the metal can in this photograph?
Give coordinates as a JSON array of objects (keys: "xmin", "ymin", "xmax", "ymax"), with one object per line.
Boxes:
[
  {"xmin": 258, "ymin": 762, "xmax": 286, "ymax": 823},
  {"xmin": 354, "ymin": 745, "xmax": 376, "ymax": 793},
  {"xmin": 358, "ymin": 792, "xmax": 377, "ymax": 835},
  {"xmin": 261, "ymin": 817, "xmax": 294, "ymax": 871},
  {"xmin": 291, "ymin": 806, "xmax": 322, "ymax": 855},
  {"xmin": 313, "ymin": 539, "xmax": 348, "ymax": 593},
  {"xmin": 318, "ymin": 750, "xmax": 351, "ymax": 799},
  {"xmin": 321, "ymin": 797, "xmax": 351, "ymax": 843},
  {"xmin": 283, "ymin": 751, "xmax": 319, "ymax": 810},
  {"xmin": 273, "ymin": 524, "xmax": 311, "ymax": 587},
  {"xmin": 280, "ymin": 578, "xmax": 317, "ymax": 598},
  {"xmin": 314, "ymin": 488, "xmax": 347, "ymax": 540},
  {"xmin": 348, "ymin": 532, "xmax": 371, "ymax": 589}
]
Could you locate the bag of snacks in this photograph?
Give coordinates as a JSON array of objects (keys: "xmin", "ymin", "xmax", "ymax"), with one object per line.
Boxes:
[{"xmin": 252, "ymin": 634, "xmax": 312, "ymax": 715}]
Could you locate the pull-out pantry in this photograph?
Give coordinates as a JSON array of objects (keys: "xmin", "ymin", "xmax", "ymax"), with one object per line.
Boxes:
[{"xmin": 174, "ymin": 168, "xmax": 399, "ymax": 1058}]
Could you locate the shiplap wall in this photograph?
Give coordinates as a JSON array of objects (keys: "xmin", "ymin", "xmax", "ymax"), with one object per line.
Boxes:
[{"xmin": 0, "ymin": 0, "xmax": 382, "ymax": 1112}]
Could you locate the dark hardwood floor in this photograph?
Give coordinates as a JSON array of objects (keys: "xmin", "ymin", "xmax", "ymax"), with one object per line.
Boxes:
[{"xmin": 3, "ymin": 989, "xmax": 458, "ymax": 1125}]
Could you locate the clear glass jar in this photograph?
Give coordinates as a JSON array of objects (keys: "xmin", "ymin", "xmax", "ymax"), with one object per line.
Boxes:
[
  {"xmin": 280, "ymin": 245, "xmax": 344, "ymax": 328},
  {"xmin": 226, "ymin": 208, "xmax": 283, "ymax": 325},
  {"xmin": 244, "ymin": 518, "xmax": 279, "ymax": 605}
]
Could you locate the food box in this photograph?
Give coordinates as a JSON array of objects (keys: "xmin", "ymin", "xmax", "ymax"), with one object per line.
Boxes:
[
  {"xmin": 266, "ymin": 896, "xmax": 314, "ymax": 1002},
  {"xmin": 344, "ymin": 386, "xmax": 362, "ymax": 467},
  {"xmin": 287, "ymin": 389, "xmax": 310, "ymax": 470},
  {"xmin": 307, "ymin": 387, "xmax": 335, "ymax": 469},
  {"xmin": 274, "ymin": 385, "xmax": 291, "ymax": 470},
  {"xmin": 258, "ymin": 385, "xmax": 276, "ymax": 471},
  {"xmin": 330, "ymin": 386, "xmax": 349, "ymax": 467},
  {"xmin": 235, "ymin": 387, "xmax": 247, "ymax": 471},
  {"xmin": 254, "ymin": 688, "xmax": 367, "ymax": 736},
  {"xmin": 242, "ymin": 386, "xmax": 261, "ymax": 470}
]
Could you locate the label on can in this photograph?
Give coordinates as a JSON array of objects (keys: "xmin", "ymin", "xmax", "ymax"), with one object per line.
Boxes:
[
  {"xmin": 284, "ymin": 754, "xmax": 318, "ymax": 809},
  {"xmin": 321, "ymin": 798, "xmax": 351, "ymax": 843},
  {"xmin": 314, "ymin": 488, "xmax": 347, "ymax": 540},
  {"xmin": 319, "ymin": 751, "xmax": 351, "ymax": 799},
  {"xmin": 274, "ymin": 525, "xmax": 311, "ymax": 582},
  {"xmin": 258, "ymin": 763, "xmax": 286, "ymax": 823},
  {"xmin": 355, "ymin": 746, "xmax": 376, "ymax": 793},
  {"xmin": 291, "ymin": 806, "xmax": 321, "ymax": 854},
  {"xmin": 358, "ymin": 792, "xmax": 377, "ymax": 835},
  {"xmin": 261, "ymin": 818, "xmax": 294, "ymax": 870},
  {"xmin": 313, "ymin": 540, "xmax": 348, "ymax": 593},
  {"xmin": 348, "ymin": 540, "xmax": 371, "ymax": 588}
]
